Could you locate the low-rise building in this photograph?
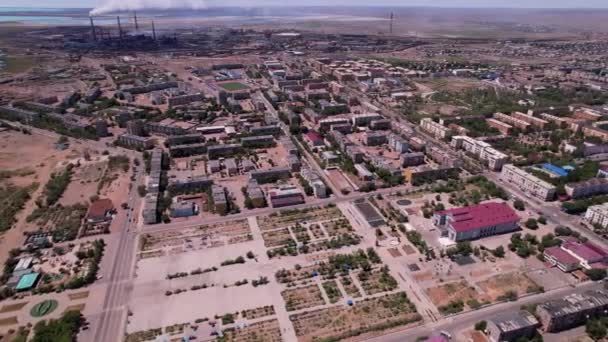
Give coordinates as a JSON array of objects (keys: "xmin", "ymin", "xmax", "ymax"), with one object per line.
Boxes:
[
  {"xmin": 241, "ymin": 135, "xmax": 274, "ymax": 148},
  {"xmin": 486, "ymin": 118, "xmax": 513, "ymax": 135},
  {"xmin": 171, "ymin": 201, "xmax": 198, "ymax": 218},
  {"xmin": 536, "ymin": 290, "xmax": 608, "ymax": 332},
  {"xmin": 389, "ymin": 134, "xmax": 409, "ymax": 153},
  {"xmin": 565, "ymin": 178, "xmax": 608, "ymax": 199},
  {"xmin": 400, "ymin": 152, "xmax": 425, "ymax": 167},
  {"xmin": 250, "ymin": 167, "xmax": 292, "ymax": 184},
  {"xmin": 116, "ymin": 134, "xmax": 155, "ymax": 150},
  {"xmin": 268, "ymin": 187, "xmax": 305, "ymax": 208},
  {"xmin": 511, "ymin": 111, "xmax": 549, "ymax": 129},
  {"xmin": 585, "ymin": 202, "xmax": 608, "ymax": 229},
  {"xmin": 493, "ymin": 112, "xmax": 531, "ymax": 131},
  {"xmin": 86, "ymin": 199, "xmax": 115, "ymax": 223},
  {"xmin": 166, "ymin": 134, "xmax": 204, "ymax": 146},
  {"xmin": 420, "ymin": 118, "xmax": 452, "ymax": 139},
  {"xmin": 451, "ymin": 136, "xmax": 508, "ymax": 171},
  {"xmin": 433, "ymin": 202, "xmax": 520, "ymax": 241},
  {"xmin": 169, "ymin": 143, "xmax": 207, "ymax": 158},
  {"xmin": 487, "ymin": 310, "xmax": 540, "ymax": 342},
  {"xmin": 211, "ymin": 185, "xmax": 228, "ymax": 215},
  {"xmin": 364, "ymin": 131, "xmax": 388, "ymax": 146},
  {"xmin": 351, "ymin": 113, "xmax": 383, "ymax": 127},
  {"xmin": 224, "ymin": 158, "xmax": 238, "ymax": 176},
  {"xmin": 246, "ymin": 179, "xmax": 266, "ymax": 208},
  {"xmin": 500, "ymin": 164, "xmax": 556, "ymax": 201},
  {"xmin": 208, "ymin": 144, "xmax": 243, "ymax": 159}
]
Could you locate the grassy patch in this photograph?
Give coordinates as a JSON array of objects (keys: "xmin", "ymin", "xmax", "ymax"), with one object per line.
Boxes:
[{"xmin": 217, "ymin": 82, "xmax": 249, "ymax": 91}]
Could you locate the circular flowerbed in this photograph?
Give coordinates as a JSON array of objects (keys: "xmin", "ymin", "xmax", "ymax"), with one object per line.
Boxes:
[{"xmin": 30, "ymin": 299, "xmax": 58, "ymax": 318}]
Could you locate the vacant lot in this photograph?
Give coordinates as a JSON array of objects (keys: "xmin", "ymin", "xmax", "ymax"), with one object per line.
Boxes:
[
  {"xmin": 477, "ymin": 272, "xmax": 542, "ymax": 301},
  {"xmin": 426, "ymin": 280, "xmax": 488, "ymax": 314}
]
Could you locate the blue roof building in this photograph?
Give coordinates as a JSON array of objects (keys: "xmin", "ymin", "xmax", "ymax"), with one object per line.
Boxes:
[{"xmin": 542, "ymin": 163, "xmax": 570, "ymax": 177}]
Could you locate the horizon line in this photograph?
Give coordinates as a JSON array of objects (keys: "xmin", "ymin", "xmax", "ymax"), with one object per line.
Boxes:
[{"xmin": 4, "ymin": 5, "xmax": 608, "ymax": 10}]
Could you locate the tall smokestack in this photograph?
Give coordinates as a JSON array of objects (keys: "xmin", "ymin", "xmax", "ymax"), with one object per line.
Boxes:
[
  {"xmin": 134, "ymin": 11, "xmax": 139, "ymax": 31},
  {"xmin": 152, "ymin": 20, "xmax": 157, "ymax": 41},
  {"xmin": 117, "ymin": 16, "xmax": 123, "ymax": 39},
  {"xmin": 90, "ymin": 16, "xmax": 97, "ymax": 41},
  {"xmin": 389, "ymin": 12, "xmax": 394, "ymax": 35}
]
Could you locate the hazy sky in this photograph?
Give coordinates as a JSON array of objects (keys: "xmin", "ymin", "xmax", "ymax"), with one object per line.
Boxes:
[{"xmin": 3, "ymin": 0, "xmax": 608, "ymax": 8}]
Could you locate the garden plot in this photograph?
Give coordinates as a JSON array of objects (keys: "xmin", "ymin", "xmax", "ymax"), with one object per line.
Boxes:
[
  {"xmin": 138, "ymin": 219, "xmax": 251, "ymax": 259},
  {"xmin": 340, "ymin": 275, "xmax": 362, "ymax": 298},
  {"xmin": 477, "ymin": 272, "xmax": 542, "ymax": 301},
  {"xmin": 281, "ymin": 284, "xmax": 326, "ymax": 312},
  {"xmin": 322, "ymin": 218, "xmax": 354, "ymax": 237},
  {"xmin": 290, "ymin": 292, "xmax": 421, "ymax": 342},
  {"xmin": 357, "ymin": 266, "xmax": 399, "ymax": 296},
  {"xmin": 258, "ymin": 205, "xmax": 345, "ymax": 231},
  {"xmin": 308, "ymin": 223, "xmax": 326, "ymax": 239},
  {"xmin": 321, "ymin": 280, "xmax": 343, "ymax": 304},
  {"xmin": 261, "ymin": 227, "xmax": 294, "ymax": 248},
  {"xmin": 221, "ymin": 319, "xmax": 282, "ymax": 342},
  {"xmin": 241, "ymin": 305, "xmax": 275, "ymax": 320}
]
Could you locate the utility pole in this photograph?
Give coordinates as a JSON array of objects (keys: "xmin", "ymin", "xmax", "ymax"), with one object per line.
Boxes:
[
  {"xmin": 389, "ymin": 12, "xmax": 394, "ymax": 35},
  {"xmin": 152, "ymin": 20, "xmax": 157, "ymax": 41}
]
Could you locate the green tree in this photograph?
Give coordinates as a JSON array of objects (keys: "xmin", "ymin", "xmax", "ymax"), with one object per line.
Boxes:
[
  {"xmin": 513, "ymin": 199, "xmax": 525, "ymax": 211},
  {"xmin": 587, "ymin": 318, "xmax": 607, "ymax": 341},
  {"xmin": 474, "ymin": 320, "xmax": 487, "ymax": 331}
]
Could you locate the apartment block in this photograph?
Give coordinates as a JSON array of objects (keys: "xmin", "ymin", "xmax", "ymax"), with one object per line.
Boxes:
[
  {"xmin": 585, "ymin": 203, "xmax": 608, "ymax": 229},
  {"xmin": 500, "ymin": 164, "xmax": 556, "ymax": 201},
  {"xmin": 117, "ymin": 134, "xmax": 155, "ymax": 150},
  {"xmin": 493, "ymin": 112, "xmax": 531, "ymax": 130},
  {"xmin": 582, "ymin": 126, "xmax": 608, "ymax": 142},
  {"xmin": 511, "ymin": 111, "xmax": 549, "ymax": 129},
  {"xmin": 536, "ymin": 290, "xmax": 608, "ymax": 332},
  {"xmin": 486, "ymin": 118, "xmax": 513, "ymax": 135},
  {"xmin": 565, "ymin": 178, "xmax": 608, "ymax": 199},
  {"xmin": 487, "ymin": 310, "xmax": 540, "ymax": 342},
  {"xmin": 451, "ymin": 136, "xmax": 508, "ymax": 171},
  {"xmin": 420, "ymin": 118, "xmax": 452, "ymax": 139}
]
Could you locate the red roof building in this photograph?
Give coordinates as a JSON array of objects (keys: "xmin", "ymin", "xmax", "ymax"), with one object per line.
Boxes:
[
  {"xmin": 562, "ymin": 241, "xmax": 608, "ymax": 269},
  {"xmin": 433, "ymin": 202, "xmax": 520, "ymax": 241},
  {"xmin": 544, "ymin": 246, "xmax": 581, "ymax": 272},
  {"xmin": 86, "ymin": 199, "xmax": 115, "ymax": 223},
  {"xmin": 304, "ymin": 131, "xmax": 325, "ymax": 147}
]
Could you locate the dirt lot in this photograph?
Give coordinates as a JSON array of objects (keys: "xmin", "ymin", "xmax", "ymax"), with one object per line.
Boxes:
[
  {"xmin": 426, "ymin": 280, "xmax": 488, "ymax": 309},
  {"xmin": 477, "ymin": 272, "xmax": 541, "ymax": 301}
]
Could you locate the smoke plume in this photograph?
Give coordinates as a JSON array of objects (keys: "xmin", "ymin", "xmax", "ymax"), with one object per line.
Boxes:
[{"xmin": 90, "ymin": 0, "xmax": 207, "ymax": 15}]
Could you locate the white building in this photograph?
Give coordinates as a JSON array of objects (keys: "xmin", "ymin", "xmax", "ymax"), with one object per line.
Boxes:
[
  {"xmin": 585, "ymin": 203, "xmax": 608, "ymax": 229},
  {"xmin": 500, "ymin": 164, "xmax": 557, "ymax": 201},
  {"xmin": 420, "ymin": 118, "xmax": 452, "ymax": 139},
  {"xmin": 451, "ymin": 136, "xmax": 509, "ymax": 171}
]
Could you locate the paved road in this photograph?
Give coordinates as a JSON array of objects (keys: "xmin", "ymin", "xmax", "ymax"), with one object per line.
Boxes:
[{"xmin": 90, "ymin": 166, "xmax": 144, "ymax": 342}]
